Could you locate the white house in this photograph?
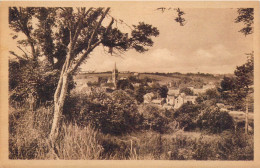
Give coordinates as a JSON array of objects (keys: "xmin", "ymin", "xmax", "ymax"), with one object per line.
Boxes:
[
  {"xmin": 174, "ymin": 93, "xmax": 197, "ymax": 109},
  {"xmin": 143, "ymin": 92, "xmax": 155, "ymax": 104}
]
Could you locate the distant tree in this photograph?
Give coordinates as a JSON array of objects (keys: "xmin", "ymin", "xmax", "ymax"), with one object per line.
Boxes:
[
  {"xmin": 219, "ymin": 76, "xmax": 236, "ymax": 93},
  {"xmin": 195, "ymin": 88, "xmax": 220, "ymax": 106},
  {"xmin": 218, "ymin": 76, "xmax": 236, "ymax": 105},
  {"xmin": 197, "ymin": 106, "xmax": 234, "ymax": 133},
  {"xmin": 117, "ymin": 79, "xmax": 134, "ymax": 90},
  {"xmin": 128, "ymin": 75, "xmax": 139, "ymax": 83},
  {"xmin": 141, "ymin": 76, "xmax": 153, "ymax": 85},
  {"xmin": 235, "ymin": 8, "xmax": 254, "ymax": 36},
  {"xmin": 234, "ymin": 53, "xmax": 253, "ymax": 97},
  {"xmin": 135, "ymin": 84, "xmax": 146, "ymax": 104},
  {"xmin": 158, "ymin": 85, "xmax": 169, "ymax": 98},
  {"xmin": 234, "ymin": 53, "xmax": 254, "ymax": 134},
  {"xmin": 180, "ymin": 87, "xmax": 193, "ymax": 96},
  {"xmin": 205, "ymin": 88, "xmax": 220, "ymax": 100}
]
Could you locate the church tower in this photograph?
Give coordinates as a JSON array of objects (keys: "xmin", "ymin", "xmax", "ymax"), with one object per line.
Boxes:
[{"xmin": 112, "ymin": 62, "xmax": 118, "ymax": 89}]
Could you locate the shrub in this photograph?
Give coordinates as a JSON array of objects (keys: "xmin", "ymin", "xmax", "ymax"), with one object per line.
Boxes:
[
  {"xmin": 64, "ymin": 90, "xmax": 141, "ymax": 135},
  {"xmin": 140, "ymin": 105, "xmax": 169, "ymax": 133},
  {"xmin": 9, "ymin": 59, "xmax": 75, "ymax": 109},
  {"xmin": 173, "ymin": 103, "xmax": 200, "ymax": 131},
  {"xmin": 180, "ymin": 87, "xmax": 194, "ymax": 95},
  {"xmin": 197, "ymin": 107, "xmax": 234, "ymax": 133}
]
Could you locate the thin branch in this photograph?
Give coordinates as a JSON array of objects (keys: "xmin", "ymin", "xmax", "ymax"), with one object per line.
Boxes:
[
  {"xmin": 17, "ymin": 46, "xmax": 29, "ymax": 59},
  {"xmin": 71, "ymin": 7, "xmax": 93, "ymax": 48},
  {"xmin": 9, "ymin": 51, "xmax": 27, "ymax": 61},
  {"xmin": 69, "ymin": 8, "xmax": 110, "ymax": 73}
]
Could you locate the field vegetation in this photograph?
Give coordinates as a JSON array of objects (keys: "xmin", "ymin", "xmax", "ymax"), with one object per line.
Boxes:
[{"xmin": 9, "ymin": 82, "xmax": 254, "ymax": 160}]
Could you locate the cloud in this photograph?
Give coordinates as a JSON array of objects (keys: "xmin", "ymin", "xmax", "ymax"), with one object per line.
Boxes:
[{"xmin": 80, "ymin": 44, "xmax": 245, "ymax": 74}]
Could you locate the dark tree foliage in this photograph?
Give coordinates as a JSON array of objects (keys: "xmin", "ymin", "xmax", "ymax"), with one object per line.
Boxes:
[
  {"xmin": 234, "ymin": 53, "xmax": 254, "ymax": 96},
  {"xmin": 173, "ymin": 103, "xmax": 200, "ymax": 131},
  {"xmin": 9, "ymin": 59, "xmax": 75, "ymax": 107},
  {"xmin": 197, "ymin": 107, "xmax": 234, "ymax": 133},
  {"xmin": 141, "ymin": 105, "xmax": 169, "ymax": 133},
  {"xmin": 158, "ymin": 85, "xmax": 169, "ymax": 98},
  {"xmin": 64, "ymin": 90, "xmax": 141, "ymax": 135},
  {"xmin": 235, "ymin": 8, "xmax": 254, "ymax": 36},
  {"xmin": 157, "ymin": 7, "xmax": 186, "ymax": 26},
  {"xmin": 117, "ymin": 79, "xmax": 134, "ymax": 90},
  {"xmin": 130, "ymin": 22, "xmax": 160, "ymax": 52},
  {"xmin": 148, "ymin": 83, "xmax": 168, "ymax": 98},
  {"xmin": 134, "ymin": 84, "xmax": 146, "ymax": 104},
  {"xmin": 219, "ymin": 53, "xmax": 254, "ymax": 110},
  {"xmin": 180, "ymin": 87, "xmax": 194, "ymax": 96},
  {"xmin": 219, "ymin": 76, "xmax": 236, "ymax": 93}
]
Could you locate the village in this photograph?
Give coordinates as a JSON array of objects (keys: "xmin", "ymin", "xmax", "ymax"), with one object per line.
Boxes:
[{"xmin": 73, "ymin": 63, "xmax": 217, "ymax": 110}]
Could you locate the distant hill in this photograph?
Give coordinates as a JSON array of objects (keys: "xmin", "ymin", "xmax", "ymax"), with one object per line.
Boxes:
[{"xmin": 75, "ymin": 72, "xmax": 229, "ymax": 89}]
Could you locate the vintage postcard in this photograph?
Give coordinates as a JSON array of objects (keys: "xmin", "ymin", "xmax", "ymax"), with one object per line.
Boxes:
[{"xmin": 0, "ymin": 1, "xmax": 260, "ymax": 168}]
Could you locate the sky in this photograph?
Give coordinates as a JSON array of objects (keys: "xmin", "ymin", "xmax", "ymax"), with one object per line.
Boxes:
[
  {"xmin": 79, "ymin": 6, "xmax": 253, "ymax": 74},
  {"xmin": 6, "ymin": 4, "xmax": 253, "ymax": 74}
]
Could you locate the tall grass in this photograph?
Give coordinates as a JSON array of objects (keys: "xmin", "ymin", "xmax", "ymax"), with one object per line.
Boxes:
[
  {"xmin": 9, "ymin": 106, "xmax": 103, "ymax": 159},
  {"xmin": 9, "ymin": 105, "xmax": 253, "ymax": 160}
]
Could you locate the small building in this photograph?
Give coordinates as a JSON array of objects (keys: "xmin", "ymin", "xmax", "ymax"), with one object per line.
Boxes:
[
  {"xmin": 193, "ymin": 88, "xmax": 205, "ymax": 95},
  {"xmin": 174, "ymin": 93, "xmax": 197, "ymax": 109},
  {"xmin": 151, "ymin": 98, "xmax": 165, "ymax": 106},
  {"xmin": 174, "ymin": 93, "xmax": 185, "ymax": 109},
  {"xmin": 144, "ymin": 92, "xmax": 155, "ymax": 104},
  {"xmin": 185, "ymin": 96, "xmax": 197, "ymax": 104},
  {"xmin": 166, "ymin": 95, "xmax": 175, "ymax": 106},
  {"xmin": 168, "ymin": 89, "xmax": 180, "ymax": 96}
]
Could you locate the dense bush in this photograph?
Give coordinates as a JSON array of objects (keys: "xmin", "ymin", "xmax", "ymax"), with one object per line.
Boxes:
[
  {"xmin": 64, "ymin": 90, "xmax": 141, "ymax": 135},
  {"xmin": 197, "ymin": 107, "xmax": 234, "ymax": 133},
  {"xmin": 173, "ymin": 103, "xmax": 200, "ymax": 131},
  {"xmin": 180, "ymin": 87, "xmax": 194, "ymax": 95},
  {"xmin": 196, "ymin": 88, "xmax": 220, "ymax": 105},
  {"xmin": 140, "ymin": 105, "xmax": 169, "ymax": 133},
  {"xmin": 9, "ymin": 59, "xmax": 75, "ymax": 108}
]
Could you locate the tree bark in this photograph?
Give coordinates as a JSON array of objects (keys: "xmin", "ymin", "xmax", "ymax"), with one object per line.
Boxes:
[
  {"xmin": 49, "ymin": 44, "xmax": 72, "ymax": 141},
  {"xmin": 49, "ymin": 71, "xmax": 69, "ymax": 141}
]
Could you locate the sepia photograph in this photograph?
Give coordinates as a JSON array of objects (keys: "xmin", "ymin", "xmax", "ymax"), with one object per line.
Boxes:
[{"xmin": 0, "ymin": 1, "xmax": 260, "ymax": 167}]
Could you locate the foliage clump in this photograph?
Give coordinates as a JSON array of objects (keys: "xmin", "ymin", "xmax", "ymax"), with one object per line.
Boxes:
[{"xmin": 64, "ymin": 90, "xmax": 141, "ymax": 135}]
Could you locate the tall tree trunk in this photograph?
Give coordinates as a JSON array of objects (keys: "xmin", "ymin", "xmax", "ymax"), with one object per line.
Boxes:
[
  {"xmin": 49, "ymin": 46, "xmax": 71, "ymax": 141},
  {"xmin": 49, "ymin": 71, "xmax": 69, "ymax": 141}
]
